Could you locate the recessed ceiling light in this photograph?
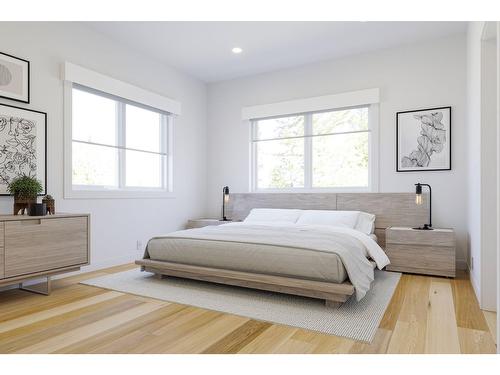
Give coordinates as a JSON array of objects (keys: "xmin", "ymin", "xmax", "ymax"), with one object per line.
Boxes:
[{"xmin": 232, "ymin": 47, "xmax": 243, "ymax": 54}]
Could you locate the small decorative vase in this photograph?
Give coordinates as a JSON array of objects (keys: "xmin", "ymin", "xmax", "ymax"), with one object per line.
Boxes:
[
  {"xmin": 13, "ymin": 195, "xmax": 37, "ymax": 215},
  {"xmin": 28, "ymin": 203, "xmax": 47, "ymax": 216},
  {"xmin": 42, "ymin": 196, "xmax": 55, "ymax": 215}
]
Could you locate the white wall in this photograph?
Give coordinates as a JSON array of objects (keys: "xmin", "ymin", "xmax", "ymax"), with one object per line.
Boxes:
[
  {"xmin": 0, "ymin": 22, "xmax": 208, "ymax": 271},
  {"xmin": 480, "ymin": 24, "xmax": 498, "ymax": 311},
  {"xmin": 207, "ymin": 34, "xmax": 468, "ymax": 267},
  {"xmin": 466, "ymin": 22, "xmax": 484, "ymax": 303},
  {"xmin": 466, "ymin": 21, "xmax": 498, "ymax": 311}
]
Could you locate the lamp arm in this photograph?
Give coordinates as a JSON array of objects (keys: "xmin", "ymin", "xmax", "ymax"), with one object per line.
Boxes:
[
  {"xmin": 222, "ymin": 189, "xmax": 226, "ymax": 221},
  {"xmin": 421, "ymin": 183, "xmax": 432, "ymax": 227}
]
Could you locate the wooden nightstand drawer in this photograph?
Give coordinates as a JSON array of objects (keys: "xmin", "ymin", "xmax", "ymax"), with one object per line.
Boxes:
[
  {"xmin": 386, "ymin": 227, "xmax": 455, "ymax": 247},
  {"xmin": 186, "ymin": 219, "xmax": 231, "ymax": 229},
  {"xmin": 385, "ymin": 244, "xmax": 455, "ymax": 277},
  {"xmin": 385, "ymin": 227, "xmax": 456, "ymax": 277}
]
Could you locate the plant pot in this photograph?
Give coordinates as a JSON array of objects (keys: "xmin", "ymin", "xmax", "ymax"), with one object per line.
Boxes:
[
  {"xmin": 13, "ymin": 196, "xmax": 37, "ymax": 215},
  {"xmin": 28, "ymin": 203, "xmax": 47, "ymax": 216},
  {"xmin": 42, "ymin": 197, "xmax": 55, "ymax": 215}
]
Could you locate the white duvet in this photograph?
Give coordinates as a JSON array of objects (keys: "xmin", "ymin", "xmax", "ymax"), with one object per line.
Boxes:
[{"xmin": 146, "ymin": 222, "xmax": 390, "ymax": 301}]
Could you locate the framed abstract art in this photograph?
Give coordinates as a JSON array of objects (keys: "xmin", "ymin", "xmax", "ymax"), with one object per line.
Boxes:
[
  {"xmin": 0, "ymin": 103, "xmax": 46, "ymax": 195},
  {"xmin": 0, "ymin": 52, "xmax": 30, "ymax": 103},
  {"xmin": 396, "ymin": 106, "xmax": 451, "ymax": 172}
]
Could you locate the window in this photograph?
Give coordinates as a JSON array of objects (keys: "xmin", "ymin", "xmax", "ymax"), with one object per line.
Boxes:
[
  {"xmin": 67, "ymin": 84, "xmax": 172, "ymax": 197},
  {"xmin": 250, "ymin": 105, "xmax": 377, "ymax": 191}
]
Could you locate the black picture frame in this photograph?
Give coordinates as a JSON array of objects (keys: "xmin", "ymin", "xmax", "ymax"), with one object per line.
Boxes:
[
  {"xmin": 0, "ymin": 103, "xmax": 47, "ymax": 196},
  {"xmin": 396, "ymin": 106, "xmax": 452, "ymax": 172},
  {"xmin": 0, "ymin": 51, "xmax": 30, "ymax": 104}
]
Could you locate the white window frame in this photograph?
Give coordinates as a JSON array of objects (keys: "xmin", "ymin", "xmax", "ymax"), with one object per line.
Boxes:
[
  {"xmin": 248, "ymin": 95, "xmax": 379, "ymax": 193},
  {"xmin": 62, "ymin": 63, "xmax": 179, "ymax": 199}
]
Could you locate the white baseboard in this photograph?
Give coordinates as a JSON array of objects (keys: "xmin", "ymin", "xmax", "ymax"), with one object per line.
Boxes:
[{"xmin": 467, "ymin": 264, "xmax": 482, "ymax": 308}]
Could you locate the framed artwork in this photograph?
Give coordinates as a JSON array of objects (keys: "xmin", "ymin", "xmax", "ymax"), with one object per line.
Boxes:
[
  {"xmin": 0, "ymin": 103, "xmax": 46, "ymax": 195},
  {"xmin": 0, "ymin": 52, "xmax": 30, "ymax": 103},
  {"xmin": 396, "ymin": 106, "xmax": 451, "ymax": 172}
]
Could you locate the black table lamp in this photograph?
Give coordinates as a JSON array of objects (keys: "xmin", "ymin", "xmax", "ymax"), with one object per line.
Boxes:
[
  {"xmin": 221, "ymin": 186, "xmax": 230, "ymax": 221},
  {"xmin": 414, "ymin": 183, "xmax": 433, "ymax": 230}
]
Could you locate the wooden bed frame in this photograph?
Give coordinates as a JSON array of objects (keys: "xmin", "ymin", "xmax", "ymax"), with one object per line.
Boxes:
[
  {"xmin": 136, "ymin": 193, "xmax": 428, "ymax": 308},
  {"xmin": 135, "ymin": 259, "xmax": 353, "ymax": 307}
]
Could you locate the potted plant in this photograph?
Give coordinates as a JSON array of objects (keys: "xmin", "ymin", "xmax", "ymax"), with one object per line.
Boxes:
[
  {"xmin": 42, "ymin": 194, "xmax": 55, "ymax": 215},
  {"xmin": 7, "ymin": 175, "xmax": 43, "ymax": 215}
]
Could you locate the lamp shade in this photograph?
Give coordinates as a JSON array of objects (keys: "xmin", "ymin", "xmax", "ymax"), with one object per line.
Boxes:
[
  {"xmin": 413, "ymin": 183, "xmax": 432, "ymax": 230},
  {"xmin": 415, "ymin": 183, "xmax": 423, "ymax": 205},
  {"xmin": 222, "ymin": 186, "xmax": 230, "ymax": 221}
]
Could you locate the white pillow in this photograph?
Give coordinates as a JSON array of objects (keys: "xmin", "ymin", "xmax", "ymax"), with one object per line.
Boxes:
[
  {"xmin": 243, "ymin": 208, "xmax": 302, "ymax": 223},
  {"xmin": 355, "ymin": 211, "xmax": 376, "ymax": 235},
  {"xmin": 296, "ymin": 210, "xmax": 359, "ymax": 229}
]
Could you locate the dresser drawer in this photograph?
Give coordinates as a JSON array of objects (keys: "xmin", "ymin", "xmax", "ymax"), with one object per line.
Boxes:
[
  {"xmin": 0, "ymin": 221, "xmax": 4, "ymax": 248},
  {"xmin": 0, "ymin": 222, "xmax": 4, "ymax": 279},
  {"xmin": 386, "ymin": 228, "xmax": 455, "ymax": 247},
  {"xmin": 4, "ymin": 217, "xmax": 88, "ymax": 278},
  {"xmin": 385, "ymin": 243, "xmax": 455, "ymax": 277},
  {"xmin": 0, "ymin": 246, "xmax": 4, "ymax": 279}
]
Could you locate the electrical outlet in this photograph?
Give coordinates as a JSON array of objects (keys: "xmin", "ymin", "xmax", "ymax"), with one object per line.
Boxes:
[{"xmin": 136, "ymin": 240, "xmax": 143, "ymax": 251}]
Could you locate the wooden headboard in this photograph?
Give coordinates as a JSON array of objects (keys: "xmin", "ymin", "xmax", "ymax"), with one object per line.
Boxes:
[{"xmin": 226, "ymin": 193, "xmax": 428, "ymax": 248}]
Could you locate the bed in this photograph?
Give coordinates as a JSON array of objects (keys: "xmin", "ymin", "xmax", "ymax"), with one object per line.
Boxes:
[{"xmin": 136, "ymin": 193, "xmax": 428, "ymax": 307}]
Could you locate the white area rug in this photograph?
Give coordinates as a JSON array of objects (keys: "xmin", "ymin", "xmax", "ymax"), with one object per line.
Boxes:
[{"xmin": 82, "ymin": 269, "xmax": 401, "ymax": 342}]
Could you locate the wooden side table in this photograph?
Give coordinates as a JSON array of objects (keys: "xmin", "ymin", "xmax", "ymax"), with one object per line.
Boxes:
[
  {"xmin": 186, "ymin": 218, "xmax": 232, "ymax": 229},
  {"xmin": 385, "ymin": 226, "xmax": 456, "ymax": 277}
]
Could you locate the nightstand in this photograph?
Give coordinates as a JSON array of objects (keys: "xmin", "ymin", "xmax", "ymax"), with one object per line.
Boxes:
[
  {"xmin": 186, "ymin": 218, "xmax": 232, "ymax": 229},
  {"xmin": 385, "ymin": 227, "xmax": 456, "ymax": 277}
]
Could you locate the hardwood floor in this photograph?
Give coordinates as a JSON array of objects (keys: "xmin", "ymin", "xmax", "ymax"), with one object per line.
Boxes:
[{"xmin": 0, "ymin": 264, "xmax": 496, "ymax": 354}]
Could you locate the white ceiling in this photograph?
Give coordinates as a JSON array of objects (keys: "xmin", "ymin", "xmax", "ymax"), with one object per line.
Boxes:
[{"xmin": 86, "ymin": 22, "xmax": 467, "ymax": 83}]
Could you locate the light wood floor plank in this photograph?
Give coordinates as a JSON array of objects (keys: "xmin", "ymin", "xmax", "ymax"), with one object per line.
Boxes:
[
  {"xmin": 159, "ymin": 314, "xmax": 249, "ymax": 353},
  {"xmin": 126, "ymin": 308, "xmax": 222, "ymax": 354},
  {"xmin": 379, "ymin": 275, "xmax": 408, "ymax": 330},
  {"xmin": 237, "ymin": 325, "xmax": 298, "ymax": 353},
  {"xmin": 202, "ymin": 320, "xmax": 272, "ymax": 354},
  {"xmin": 0, "ymin": 263, "xmax": 493, "ymax": 354},
  {"xmin": 349, "ymin": 328, "xmax": 392, "ymax": 354},
  {"xmin": 482, "ymin": 311, "xmax": 497, "ymax": 346},
  {"xmin": 0, "ymin": 297, "xmax": 142, "ymax": 353},
  {"xmin": 424, "ymin": 279, "xmax": 460, "ymax": 354},
  {"xmin": 14, "ymin": 301, "xmax": 167, "ymax": 353},
  {"xmin": 458, "ymin": 327, "xmax": 496, "ymax": 354},
  {"xmin": 0, "ymin": 285, "xmax": 106, "ymax": 322},
  {"xmin": 387, "ymin": 275, "xmax": 430, "ymax": 354},
  {"xmin": 0, "ymin": 291, "xmax": 123, "ymax": 334},
  {"xmin": 310, "ymin": 333, "xmax": 356, "ymax": 353},
  {"xmin": 451, "ymin": 272, "xmax": 490, "ymax": 331},
  {"xmin": 57, "ymin": 303, "xmax": 187, "ymax": 354},
  {"xmin": 271, "ymin": 329, "xmax": 324, "ymax": 354}
]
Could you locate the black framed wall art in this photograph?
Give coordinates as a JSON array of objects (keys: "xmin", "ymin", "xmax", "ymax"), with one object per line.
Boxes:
[
  {"xmin": 396, "ymin": 106, "xmax": 451, "ymax": 172},
  {"xmin": 0, "ymin": 103, "xmax": 47, "ymax": 195},
  {"xmin": 0, "ymin": 52, "xmax": 30, "ymax": 103}
]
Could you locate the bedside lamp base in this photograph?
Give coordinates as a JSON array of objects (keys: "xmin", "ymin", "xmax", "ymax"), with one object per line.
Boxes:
[{"xmin": 413, "ymin": 224, "xmax": 434, "ymax": 230}]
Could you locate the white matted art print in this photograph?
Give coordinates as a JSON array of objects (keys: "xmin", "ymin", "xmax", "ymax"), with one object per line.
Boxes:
[
  {"xmin": 0, "ymin": 52, "xmax": 30, "ymax": 103},
  {"xmin": 0, "ymin": 103, "xmax": 46, "ymax": 195},
  {"xmin": 396, "ymin": 106, "xmax": 451, "ymax": 172}
]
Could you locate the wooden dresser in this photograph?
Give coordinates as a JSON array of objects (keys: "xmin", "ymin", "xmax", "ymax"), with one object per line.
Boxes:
[
  {"xmin": 0, "ymin": 213, "xmax": 90, "ymax": 294},
  {"xmin": 385, "ymin": 226, "xmax": 456, "ymax": 277}
]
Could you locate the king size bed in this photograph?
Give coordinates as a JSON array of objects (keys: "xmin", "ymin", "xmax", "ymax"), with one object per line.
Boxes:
[{"xmin": 136, "ymin": 193, "xmax": 428, "ymax": 307}]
